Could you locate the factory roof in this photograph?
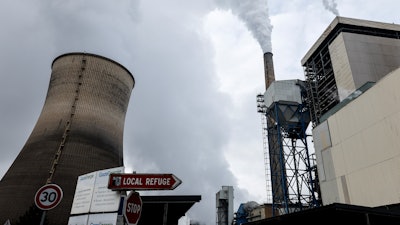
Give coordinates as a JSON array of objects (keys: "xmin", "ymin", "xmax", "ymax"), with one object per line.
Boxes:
[
  {"xmin": 138, "ymin": 195, "xmax": 201, "ymax": 225},
  {"xmin": 301, "ymin": 16, "xmax": 400, "ymax": 65},
  {"xmin": 244, "ymin": 202, "xmax": 400, "ymax": 225}
]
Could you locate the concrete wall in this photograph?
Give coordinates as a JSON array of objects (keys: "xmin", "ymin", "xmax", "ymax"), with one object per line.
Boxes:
[
  {"xmin": 330, "ymin": 32, "xmax": 400, "ymax": 101},
  {"xmin": 313, "ymin": 67, "xmax": 400, "ymax": 207}
]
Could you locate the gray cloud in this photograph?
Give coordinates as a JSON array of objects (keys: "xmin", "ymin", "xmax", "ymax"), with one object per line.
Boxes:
[
  {"xmin": 2, "ymin": 1, "xmax": 399, "ymax": 224},
  {"xmin": 0, "ymin": 1, "xmax": 251, "ymax": 224}
]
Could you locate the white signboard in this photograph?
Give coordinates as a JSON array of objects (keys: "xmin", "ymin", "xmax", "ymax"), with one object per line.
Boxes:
[
  {"xmin": 70, "ymin": 166, "xmax": 124, "ymax": 215},
  {"xmin": 70, "ymin": 172, "xmax": 96, "ymax": 214},
  {"xmin": 67, "ymin": 214, "xmax": 89, "ymax": 225},
  {"xmin": 88, "ymin": 213, "xmax": 118, "ymax": 225},
  {"xmin": 90, "ymin": 166, "xmax": 124, "ymax": 212}
]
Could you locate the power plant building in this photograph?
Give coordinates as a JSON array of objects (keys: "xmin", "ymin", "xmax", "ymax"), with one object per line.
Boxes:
[
  {"xmin": 249, "ymin": 16, "xmax": 400, "ymax": 224},
  {"xmin": 313, "ymin": 68, "xmax": 400, "ymax": 207},
  {"xmin": 302, "ymin": 16, "xmax": 400, "ymax": 126},
  {"xmin": 301, "ymin": 16, "xmax": 400, "ymax": 208},
  {"xmin": 0, "ymin": 53, "xmax": 135, "ymax": 225}
]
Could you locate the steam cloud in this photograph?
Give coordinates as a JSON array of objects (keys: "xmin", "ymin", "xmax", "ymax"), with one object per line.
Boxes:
[
  {"xmin": 322, "ymin": 0, "xmax": 340, "ymax": 16},
  {"xmin": 215, "ymin": 0, "xmax": 273, "ymax": 53}
]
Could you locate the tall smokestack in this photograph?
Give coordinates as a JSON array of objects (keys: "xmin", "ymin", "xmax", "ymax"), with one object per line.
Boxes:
[
  {"xmin": 0, "ymin": 52, "xmax": 134, "ymax": 225},
  {"xmin": 263, "ymin": 52, "xmax": 275, "ymax": 90}
]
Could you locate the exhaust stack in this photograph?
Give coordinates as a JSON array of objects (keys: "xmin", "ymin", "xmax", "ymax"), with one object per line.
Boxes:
[{"xmin": 263, "ymin": 52, "xmax": 275, "ymax": 90}]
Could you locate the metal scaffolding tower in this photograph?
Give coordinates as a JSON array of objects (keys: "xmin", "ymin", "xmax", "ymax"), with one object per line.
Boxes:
[
  {"xmin": 257, "ymin": 95, "xmax": 272, "ymax": 204},
  {"xmin": 256, "ymin": 80, "xmax": 321, "ymax": 216}
]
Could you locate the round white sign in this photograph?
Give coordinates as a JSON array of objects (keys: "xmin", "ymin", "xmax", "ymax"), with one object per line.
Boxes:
[{"xmin": 34, "ymin": 184, "xmax": 63, "ymax": 210}]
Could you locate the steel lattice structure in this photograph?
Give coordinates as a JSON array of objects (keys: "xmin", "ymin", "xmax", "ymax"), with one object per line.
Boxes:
[
  {"xmin": 257, "ymin": 85, "xmax": 321, "ymax": 216},
  {"xmin": 267, "ymin": 101, "xmax": 320, "ymax": 215}
]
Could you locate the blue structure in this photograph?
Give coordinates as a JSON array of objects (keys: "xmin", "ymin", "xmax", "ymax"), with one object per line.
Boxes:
[
  {"xmin": 234, "ymin": 202, "xmax": 259, "ymax": 225},
  {"xmin": 235, "ymin": 203, "xmax": 249, "ymax": 225}
]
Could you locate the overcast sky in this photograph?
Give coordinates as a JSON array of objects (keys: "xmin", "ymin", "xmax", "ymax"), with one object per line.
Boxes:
[{"xmin": 1, "ymin": 1, "xmax": 399, "ymax": 224}]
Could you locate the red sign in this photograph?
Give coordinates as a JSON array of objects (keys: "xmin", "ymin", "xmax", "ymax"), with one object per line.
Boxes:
[
  {"xmin": 124, "ymin": 191, "xmax": 142, "ymax": 225},
  {"xmin": 34, "ymin": 184, "xmax": 63, "ymax": 210},
  {"xmin": 108, "ymin": 173, "xmax": 182, "ymax": 190}
]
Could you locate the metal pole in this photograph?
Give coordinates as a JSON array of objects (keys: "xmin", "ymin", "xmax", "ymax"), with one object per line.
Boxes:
[
  {"xmin": 163, "ymin": 203, "xmax": 169, "ymax": 225},
  {"xmin": 39, "ymin": 211, "xmax": 46, "ymax": 225}
]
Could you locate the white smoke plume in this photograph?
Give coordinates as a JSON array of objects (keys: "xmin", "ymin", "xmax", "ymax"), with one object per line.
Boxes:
[
  {"xmin": 322, "ymin": 0, "xmax": 340, "ymax": 16},
  {"xmin": 215, "ymin": 0, "xmax": 273, "ymax": 53}
]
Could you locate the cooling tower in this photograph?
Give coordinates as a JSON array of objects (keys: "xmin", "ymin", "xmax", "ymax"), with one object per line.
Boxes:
[{"xmin": 0, "ymin": 53, "xmax": 134, "ymax": 225}]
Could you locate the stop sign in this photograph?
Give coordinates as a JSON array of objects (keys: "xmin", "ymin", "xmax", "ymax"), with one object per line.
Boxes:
[{"xmin": 124, "ymin": 191, "xmax": 143, "ymax": 225}]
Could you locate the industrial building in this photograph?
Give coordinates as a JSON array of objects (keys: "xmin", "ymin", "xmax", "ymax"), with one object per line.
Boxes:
[
  {"xmin": 216, "ymin": 186, "xmax": 234, "ymax": 225},
  {"xmin": 305, "ymin": 16, "xmax": 400, "ymax": 209},
  {"xmin": 302, "ymin": 16, "xmax": 400, "ymax": 127},
  {"xmin": 247, "ymin": 16, "xmax": 400, "ymax": 224}
]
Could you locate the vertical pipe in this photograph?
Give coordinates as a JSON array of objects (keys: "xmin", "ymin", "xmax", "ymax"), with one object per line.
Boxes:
[{"xmin": 264, "ymin": 52, "xmax": 275, "ymax": 90}]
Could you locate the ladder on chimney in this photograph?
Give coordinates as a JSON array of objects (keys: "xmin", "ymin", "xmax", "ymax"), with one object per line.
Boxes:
[{"xmin": 46, "ymin": 55, "xmax": 86, "ymax": 184}]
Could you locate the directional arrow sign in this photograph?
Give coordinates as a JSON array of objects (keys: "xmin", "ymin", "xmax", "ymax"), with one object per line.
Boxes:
[{"xmin": 108, "ymin": 173, "xmax": 182, "ymax": 191}]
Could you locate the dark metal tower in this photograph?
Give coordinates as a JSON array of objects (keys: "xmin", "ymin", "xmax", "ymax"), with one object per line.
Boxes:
[
  {"xmin": 0, "ymin": 53, "xmax": 134, "ymax": 225},
  {"xmin": 257, "ymin": 53, "xmax": 321, "ymax": 216}
]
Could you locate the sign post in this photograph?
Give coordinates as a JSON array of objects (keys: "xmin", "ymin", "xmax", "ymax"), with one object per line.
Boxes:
[
  {"xmin": 34, "ymin": 183, "xmax": 63, "ymax": 225},
  {"xmin": 108, "ymin": 173, "xmax": 182, "ymax": 225},
  {"xmin": 124, "ymin": 191, "xmax": 142, "ymax": 225},
  {"xmin": 108, "ymin": 173, "xmax": 182, "ymax": 191}
]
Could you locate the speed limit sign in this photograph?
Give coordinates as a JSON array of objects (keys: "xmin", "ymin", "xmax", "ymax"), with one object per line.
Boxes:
[{"xmin": 34, "ymin": 184, "xmax": 63, "ymax": 210}]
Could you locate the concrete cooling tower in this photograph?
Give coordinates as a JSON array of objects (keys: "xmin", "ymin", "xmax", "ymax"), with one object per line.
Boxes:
[{"xmin": 0, "ymin": 53, "xmax": 135, "ymax": 225}]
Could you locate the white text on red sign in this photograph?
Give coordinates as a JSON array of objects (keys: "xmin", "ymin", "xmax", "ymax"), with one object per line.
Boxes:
[
  {"xmin": 108, "ymin": 173, "xmax": 182, "ymax": 190},
  {"xmin": 123, "ymin": 177, "xmax": 171, "ymax": 186}
]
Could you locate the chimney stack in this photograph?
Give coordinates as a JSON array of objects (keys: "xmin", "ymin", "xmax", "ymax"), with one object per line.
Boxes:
[{"xmin": 263, "ymin": 52, "xmax": 275, "ymax": 90}]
